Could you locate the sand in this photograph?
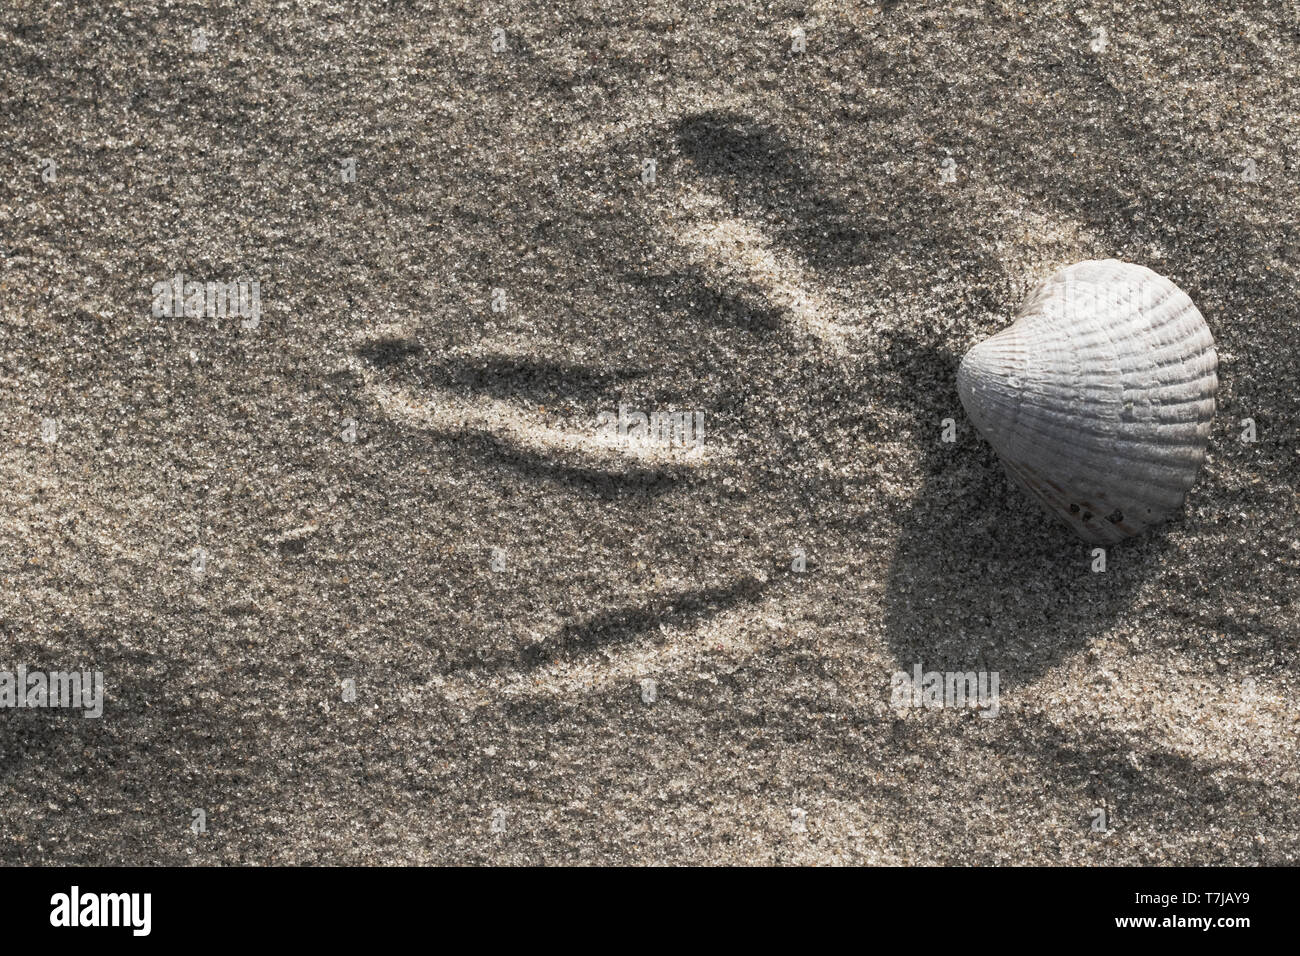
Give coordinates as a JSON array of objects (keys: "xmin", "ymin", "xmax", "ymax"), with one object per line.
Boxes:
[{"xmin": 0, "ymin": 0, "xmax": 1296, "ymax": 864}]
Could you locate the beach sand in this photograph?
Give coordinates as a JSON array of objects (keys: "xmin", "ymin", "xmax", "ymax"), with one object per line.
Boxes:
[{"xmin": 0, "ymin": 0, "xmax": 1296, "ymax": 863}]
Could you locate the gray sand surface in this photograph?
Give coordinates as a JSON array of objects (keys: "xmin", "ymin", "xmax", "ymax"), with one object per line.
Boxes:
[{"xmin": 1, "ymin": 1, "xmax": 1297, "ymax": 864}]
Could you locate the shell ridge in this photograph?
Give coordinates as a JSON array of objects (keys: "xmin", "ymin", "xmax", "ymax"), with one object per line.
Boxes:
[{"xmin": 958, "ymin": 260, "xmax": 1217, "ymax": 542}]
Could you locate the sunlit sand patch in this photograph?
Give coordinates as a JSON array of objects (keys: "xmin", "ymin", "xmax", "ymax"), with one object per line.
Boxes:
[
  {"xmin": 668, "ymin": 208, "xmax": 860, "ymax": 354},
  {"xmin": 346, "ymin": 337, "xmax": 728, "ymax": 470},
  {"xmin": 1029, "ymin": 650, "xmax": 1300, "ymax": 778},
  {"xmin": 365, "ymin": 380, "xmax": 721, "ymax": 467},
  {"xmin": 978, "ymin": 191, "xmax": 1109, "ymax": 274},
  {"xmin": 431, "ymin": 586, "xmax": 791, "ymax": 708},
  {"xmin": 0, "ymin": 452, "xmax": 174, "ymax": 623}
]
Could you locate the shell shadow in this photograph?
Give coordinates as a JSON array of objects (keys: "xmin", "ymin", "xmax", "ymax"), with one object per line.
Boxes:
[{"xmin": 878, "ymin": 334, "xmax": 1177, "ymax": 688}]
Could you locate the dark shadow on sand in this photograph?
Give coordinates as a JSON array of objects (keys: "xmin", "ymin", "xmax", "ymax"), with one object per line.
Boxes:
[{"xmin": 874, "ymin": 334, "xmax": 1177, "ymax": 688}]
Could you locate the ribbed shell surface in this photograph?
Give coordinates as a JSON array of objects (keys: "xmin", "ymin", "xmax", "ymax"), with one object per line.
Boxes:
[{"xmin": 957, "ymin": 260, "xmax": 1218, "ymax": 544}]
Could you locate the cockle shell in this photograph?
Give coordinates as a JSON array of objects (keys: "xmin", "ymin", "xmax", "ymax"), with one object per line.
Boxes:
[{"xmin": 957, "ymin": 260, "xmax": 1218, "ymax": 544}]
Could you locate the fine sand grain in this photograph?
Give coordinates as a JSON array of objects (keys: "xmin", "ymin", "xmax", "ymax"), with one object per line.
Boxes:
[{"xmin": 0, "ymin": 1, "xmax": 1296, "ymax": 864}]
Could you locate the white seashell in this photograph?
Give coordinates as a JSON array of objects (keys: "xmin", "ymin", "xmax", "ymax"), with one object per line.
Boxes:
[{"xmin": 957, "ymin": 260, "xmax": 1218, "ymax": 544}]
